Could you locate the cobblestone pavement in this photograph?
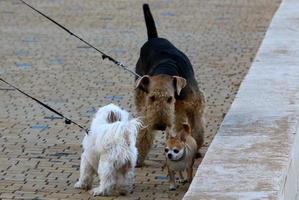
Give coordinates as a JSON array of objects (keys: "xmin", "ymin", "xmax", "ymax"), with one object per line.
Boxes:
[{"xmin": 0, "ymin": 0, "xmax": 280, "ymax": 199}]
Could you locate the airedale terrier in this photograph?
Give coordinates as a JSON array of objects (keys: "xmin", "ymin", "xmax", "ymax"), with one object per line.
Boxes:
[{"xmin": 134, "ymin": 4, "xmax": 205, "ymax": 166}]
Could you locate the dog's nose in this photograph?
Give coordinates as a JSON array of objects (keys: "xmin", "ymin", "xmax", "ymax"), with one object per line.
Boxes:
[
  {"xmin": 167, "ymin": 154, "xmax": 172, "ymax": 159},
  {"xmin": 155, "ymin": 123, "xmax": 167, "ymax": 131}
]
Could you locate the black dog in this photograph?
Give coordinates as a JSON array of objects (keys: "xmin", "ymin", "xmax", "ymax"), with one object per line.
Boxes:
[{"xmin": 134, "ymin": 4, "xmax": 205, "ymax": 166}]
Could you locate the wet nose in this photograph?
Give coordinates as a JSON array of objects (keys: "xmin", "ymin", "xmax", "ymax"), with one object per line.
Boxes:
[
  {"xmin": 155, "ymin": 123, "xmax": 167, "ymax": 131},
  {"xmin": 167, "ymin": 153, "xmax": 172, "ymax": 159}
]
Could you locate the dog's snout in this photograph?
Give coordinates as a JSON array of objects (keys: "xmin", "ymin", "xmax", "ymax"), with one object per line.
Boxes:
[
  {"xmin": 155, "ymin": 123, "xmax": 167, "ymax": 131},
  {"xmin": 167, "ymin": 153, "xmax": 172, "ymax": 159}
]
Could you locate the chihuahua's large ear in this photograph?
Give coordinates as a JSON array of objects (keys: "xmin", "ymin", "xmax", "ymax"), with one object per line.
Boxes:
[
  {"xmin": 166, "ymin": 132, "xmax": 170, "ymax": 140},
  {"xmin": 182, "ymin": 123, "xmax": 191, "ymax": 133},
  {"xmin": 179, "ymin": 132, "xmax": 187, "ymax": 142},
  {"xmin": 180, "ymin": 123, "xmax": 190, "ymax": 142},
  {"xmin": 173, "ymin": 76, "xmax": 187, "ymax": 95},
  {"xmin": 135, "ymin": 75, "xmax": 150, "ymax": 93},
  {"xmin": 165, "ymin": 127, "xmax": 173, "ymax": 139}
]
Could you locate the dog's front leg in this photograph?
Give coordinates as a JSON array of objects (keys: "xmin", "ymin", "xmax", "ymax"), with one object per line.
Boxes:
[
  {"xmin": 136, "ymin": 127, "xmax": 154, "ymax": 167},
  {"xmin": 186, "ymin": 166, "xmax": 193, "ymax": 183},
  {"xmin": 168, "ymin": 167, "xmax": 176, "ymax": 190},
  {"xmin": 178, "ymin": 171, "xmax": 187, "ymax": 183}
]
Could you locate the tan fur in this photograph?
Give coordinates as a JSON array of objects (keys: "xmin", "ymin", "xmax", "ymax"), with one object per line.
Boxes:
[
  {"xmin": 135, "ymin": 74, "xmax": 205, "ymax": 166},
  {"xmin": 119, "ymin": 161, "xmax": 132, "ymax": 176},
  {"xmin": 165, "ymin": 124, "xmax": 197, "ymax": 190}
]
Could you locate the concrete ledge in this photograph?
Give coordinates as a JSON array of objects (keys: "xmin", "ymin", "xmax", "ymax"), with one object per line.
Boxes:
[
  {"xmin": 184, "ymin": 0, "xmax": 299, "ymax": 199},
  {"xmin": 279, "ymin": 123, "xmax": 299, "ymax": 199}
]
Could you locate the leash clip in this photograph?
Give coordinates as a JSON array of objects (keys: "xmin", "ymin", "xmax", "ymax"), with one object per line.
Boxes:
[
  {"xmin": 65, "ymin": 119, "xmax": 71, "ymax": 124},
  {"xmin": 117, "ymin": 62, "xmax": 124, "ymax": 68}
]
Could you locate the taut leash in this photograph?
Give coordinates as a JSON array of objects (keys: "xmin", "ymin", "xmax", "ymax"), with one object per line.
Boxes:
[
  {"xmin": 1, "ymin": 1, "xmax": 144, "ymax": 134},
  {"xmin": 0, "ymin": 78, "xmax": 90, "ymax": 134},
  {"xmin": 19, "ymin": 0, "xmax": 141, "ymax": 78}
]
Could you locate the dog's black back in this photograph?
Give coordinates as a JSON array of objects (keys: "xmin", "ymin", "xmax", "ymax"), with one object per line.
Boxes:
[{"xmin": 136, "ymin": 4, "xmax": 198, "ymax": 96}]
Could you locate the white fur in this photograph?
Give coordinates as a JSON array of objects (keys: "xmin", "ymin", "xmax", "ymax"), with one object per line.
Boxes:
[{"xmin": 74, "ymin": 103, "xmax": 142, "ymax": 196}]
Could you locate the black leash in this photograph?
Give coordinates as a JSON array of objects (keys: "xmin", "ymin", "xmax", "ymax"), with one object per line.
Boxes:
[
  {"xmin": 1, "ymin": 1, "xmax": 143, "ymax": 134},
  {"xmin": 19, "ymin": 0, "xmax": 141, "ymax": 78},
  {"xmin": 0, "ymin": 78, "xmax": 89, "ymax": 134}
]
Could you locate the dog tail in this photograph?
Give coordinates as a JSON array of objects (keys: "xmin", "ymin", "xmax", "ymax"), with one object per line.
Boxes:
[
  {"xmin": 143, "ymin": 4, "xmax": 158, "ymax": 39},
  {"xmin": 125, "ymin": 118, "xmax": 143, "ymax": 135},
  {"xmin": 119, "ymin": 118, "xmax": 142, "ymax": 145},
  {"xmin": 106, "ymin": 110, "xmax": 122, "ymax": 123}
]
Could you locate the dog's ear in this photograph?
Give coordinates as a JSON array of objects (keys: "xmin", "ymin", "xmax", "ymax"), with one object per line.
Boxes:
[
  {"xmin": 166, "ymin": 132, "xmax": 170, "ymax": 139},
  {"xmin": 173, "ymin": 76, "xmax": 187, "ymax": 95},
  {"xmin": 182, "ymin": 123, "xmax": 191, "ymax": 133},
  {"xmin": 179, "ymin": 123, "xmax": 190, "ymax": 142},
  {"xmin": 135, "ymin": 75, "xmax": 150, "ymax": 93},
  {"xmin": 180, "ymin": 133, "xmax": 187, "ymax": 142},
  {"xmin": 165, "ymin": 127, "xmax": 172, "ymax": 139}
]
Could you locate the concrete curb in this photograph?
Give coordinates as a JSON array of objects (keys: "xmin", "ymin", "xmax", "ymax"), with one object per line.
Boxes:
[
  {"xmin": 184, "ymin": 0, "xmax": 299, "ymax": 199},
  {"xmin": 279, "ymin": 123, "xmax": 299, "ymax": 199}
]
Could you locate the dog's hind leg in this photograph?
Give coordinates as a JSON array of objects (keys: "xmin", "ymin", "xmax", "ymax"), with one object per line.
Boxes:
[
  {"xmin": 191, "ymin": 105, "xmax": 205, "ymax": 150},
  {"xmin": 186, "ymin": 97, "xmax": 205, "ymax": 150},
  {"xmin": 90, "ymin": 158, "xmax": 116, "ymax": 196},
  {"xmin": 117, "ymin": 169, "xmax": 134, "ymax": 195},
  {"xmin": 74, "ymin": 152, "xmax": 95, "ymax": 190}
]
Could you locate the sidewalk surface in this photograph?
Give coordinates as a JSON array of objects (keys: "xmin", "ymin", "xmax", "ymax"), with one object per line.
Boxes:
[
  {"xmin": 184, "ymin": 0, "xmax": 299, "ymax": 199},
  {"xmin": 0, "ymin": 0, "xmax": 279, "ymax": 199}
]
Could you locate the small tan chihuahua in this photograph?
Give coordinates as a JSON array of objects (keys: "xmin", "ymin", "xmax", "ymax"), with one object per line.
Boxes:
[{"xmin": 165, "ymin": 123, "xmax": 198, "ymax": 190}]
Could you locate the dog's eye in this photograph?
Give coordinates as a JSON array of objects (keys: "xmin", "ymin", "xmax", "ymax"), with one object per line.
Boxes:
[
  {"xmin": 173, "ymin": 149, "xmax": 179, "ymax": 154},
  {"xmin": 167, "ymin": 97, "xmax": 172, "ymax": 103},
  {"xmin": 165, "ymin": 148, "xmax": 169, "ymax": 153},
  {"xmin": 150, "ymin": 96, "xmax": 155, "ymax": 102}
]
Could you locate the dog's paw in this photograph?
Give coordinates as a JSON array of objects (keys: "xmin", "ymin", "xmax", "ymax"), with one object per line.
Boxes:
[
  {"xmin": 89, "ymin": 187, "xmax": 111, "ymax": 196},
  {"xmin": 196, "ymin": 152, "xmax": 202, "ymax": 158},
  {"xmin": 119, "ymin": 189, "xmax": 129, "ymax": 196},
  {"xmin": 135, "ymin": 161, "xmax": 144, "ymax": 168},
  {"xmin": 136, "ymin": 158, "xmax": 146, "ymax": 168},
  {"xmin": 74, "ymin": 181, "xmax": 82, "ymax": 189},
  {"xmin": 89, "ymin": 187, "xmax": 103, "ymax": 196},
  {"xmin": 74, "ymin": 181, "xmax": 90, "ymax": 190},
  {"xmin": 169, "ymin": 184, "xmax": 176, "ymax": 191},
  {"xmin": 118, "ymin": 183, "xmax": 131, "ymax": 195},
  {"xmin": 179, "ymin": 178, "xmax": 188, "ymax": 184}
]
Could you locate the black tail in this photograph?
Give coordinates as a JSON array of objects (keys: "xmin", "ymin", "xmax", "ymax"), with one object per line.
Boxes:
[{"xmin": 143, "ymin": 4, "xmax": 158, "ymax": 39}]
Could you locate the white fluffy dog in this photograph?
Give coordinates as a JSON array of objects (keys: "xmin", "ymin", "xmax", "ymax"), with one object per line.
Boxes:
[{"xmin": 74, "ymin": 103, "xmax": 141, "ymax": 196}]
